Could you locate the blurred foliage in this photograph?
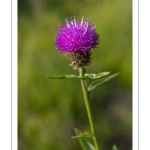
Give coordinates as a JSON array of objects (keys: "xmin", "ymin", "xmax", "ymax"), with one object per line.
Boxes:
[{"xmin": 18, "ymin": 0, "xmax": 132, "ymax": 150}]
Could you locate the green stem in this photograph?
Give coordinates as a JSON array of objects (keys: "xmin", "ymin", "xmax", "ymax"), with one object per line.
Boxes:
[{"xmin": 79, "ymin": 68, "xmax": 100, "ymax": 150}]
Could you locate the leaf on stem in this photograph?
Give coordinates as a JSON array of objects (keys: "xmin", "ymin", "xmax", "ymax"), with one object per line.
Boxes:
[
  {"xmin": 71, "ymin": 131, "xmax": 94, "ymax": 139},
  {"xmin": 85, "ymin": 72, "xmax": 111, "ymax": 79},
  {"xmin": 88, "ymin": 73, "xmax": 120, "ymax": 92},
  {"xmin": 46, "ymin": 74, "xmax": 82, "ymax": 79},
  {"xmin": 112, "ymin": 144, "xmax": 118, "ymax": 150},
  {"xmin": 73, "ymin": 128, "xmax": 96, "ymax": 150}
]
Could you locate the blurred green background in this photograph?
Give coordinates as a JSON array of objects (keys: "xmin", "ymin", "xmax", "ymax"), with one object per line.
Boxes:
[{"xmin": 18, "ymin": 0, "xmax": 132, "ymax": 150}]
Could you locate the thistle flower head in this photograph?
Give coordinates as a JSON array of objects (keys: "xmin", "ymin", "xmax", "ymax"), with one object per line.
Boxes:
[{"xmin": 55, "ymin": 17, "xmax": 100, "ymax": 69}]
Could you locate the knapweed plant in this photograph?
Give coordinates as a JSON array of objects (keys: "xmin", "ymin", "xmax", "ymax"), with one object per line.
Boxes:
[{"xmin": 47, "ymin": 17, "xmax": 119, "ymax": 150}]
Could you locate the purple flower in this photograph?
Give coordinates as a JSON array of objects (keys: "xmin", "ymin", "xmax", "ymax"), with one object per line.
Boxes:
[
  {"xmin": 55, "ymin": 17, "xmax": 100, "ymax": 69},
  {"xmin": 55, "ymin": 17, "xmax": 100, "ymax": 54}
]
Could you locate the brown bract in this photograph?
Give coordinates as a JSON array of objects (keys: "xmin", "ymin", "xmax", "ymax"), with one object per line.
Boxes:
[{"xmin": 67, "ymin": 51, "xmax": 92, "ymax": 69}]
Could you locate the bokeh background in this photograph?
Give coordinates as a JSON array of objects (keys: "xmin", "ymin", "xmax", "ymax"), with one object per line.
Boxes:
[{"xmin": 18, "ymin": 0, "xmax": 132, "ymax": 150}]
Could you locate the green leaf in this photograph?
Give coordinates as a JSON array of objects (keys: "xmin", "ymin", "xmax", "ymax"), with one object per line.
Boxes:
[
  {"xmin": 112, "ymin": 144, "xmax": 118, "ymax": 150},
  {"xmin": 74, "ymin": 128, "xmax": 96, "ymax": 150},
  {"xmin": 46, "ymin": 74, "xmax": 82, "ymax": 79},
  {"xmin": 88, "ymin": 73, "xmax": 119, "ymax": 92},
  {"xmin": 71, "ymin": 131, "xmax": 94, "ymax": 139},
  {"xmin": 85, "ymin": 72, "xmax": 111, "ymax": 79}
]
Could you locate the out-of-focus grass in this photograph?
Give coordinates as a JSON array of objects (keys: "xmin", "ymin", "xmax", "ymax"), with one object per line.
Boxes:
[{"xmin": 18, "ymin": 0, "xmax": 132, "ymax": 150}]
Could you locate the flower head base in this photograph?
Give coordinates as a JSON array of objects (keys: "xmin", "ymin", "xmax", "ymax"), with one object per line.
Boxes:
[
  {"xmin": 68, "ymin": 51, "xmax": 91, "ymax": 69},
  {"xmin": 55, "ymin": 17, "xmax": 100, "ymax": 69}
]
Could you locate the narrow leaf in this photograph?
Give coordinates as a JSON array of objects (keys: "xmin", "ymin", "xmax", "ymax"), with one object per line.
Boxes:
[
  {"xmin": 88, "ymin": 73, "xmax": 119, "ymax": 92},
  {"xmin": 74, "ymin": 128, "xmax": 96, "ymax": 150},
  {"xmin": 46, "ymin": 74, "xmax": 81, "ymax": 79},
  {"xmin": 112, "ymin": 144, "xmax": 118, "ymax": 150},
  {"xmin": 71, "ymin": 131, "xmax": 94, "ymax": 139},
  {"xmin": 85, "ymin": 72, "xmax": 111, "ymax": 79}
]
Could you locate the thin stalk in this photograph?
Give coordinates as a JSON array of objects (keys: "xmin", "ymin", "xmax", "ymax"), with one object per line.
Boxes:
[{"xmin": 79, "ymin": 68, "xmax": 100, "ymax": 150}]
